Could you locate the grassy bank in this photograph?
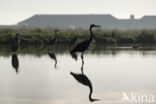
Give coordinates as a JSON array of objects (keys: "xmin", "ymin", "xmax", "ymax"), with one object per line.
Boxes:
[
  {"xmin": 0, "ymin": 28, "xmax": 156, "ymax": 45},
  {"xmin": 0, "ymin": 44, "xmax": 156, "ymax": 57}
]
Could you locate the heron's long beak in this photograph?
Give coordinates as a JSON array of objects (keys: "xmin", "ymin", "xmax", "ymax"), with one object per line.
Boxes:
[
  {"xmin": 55, "ymin": 29, "xmax": 60, "ymax": 32},
  {"xmin": 95, "ymin": 25, "xmax": 101, "ymax": 27},
  {"xmin": 16, "ymin": 34, "xmax": 20, "ymax": 37}
]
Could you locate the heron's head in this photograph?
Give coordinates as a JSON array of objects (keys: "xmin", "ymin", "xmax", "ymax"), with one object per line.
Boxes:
[
  {"xmin": 89, "ymin": 98, "xmax": 100, "ymax": 102},
  {"xmin": 16, "ymin": 33, "xmax": 20, "ymax": 38},
  {"xmin": 16, "ymin": 33, "xmax": 20, "ymax": 36},
  {"xmin": 90, "ymin": 24, "xmax": 101, "ymax": 28},
  {"xmin": 55, "ymin": 29, "xmax": 60, "ymax": 33}
]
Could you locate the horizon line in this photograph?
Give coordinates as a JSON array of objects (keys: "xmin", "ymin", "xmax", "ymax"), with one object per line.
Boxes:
[{"xmin": 1, "ymin": 13, "xmax": 156, "ymax": 25}]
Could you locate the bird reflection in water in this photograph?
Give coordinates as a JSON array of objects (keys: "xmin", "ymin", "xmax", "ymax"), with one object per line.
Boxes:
[
  {"xmin": 48, "ymin": 52, "xmax": 57, "ymax": 68},
  {"xmin": 46, "ymin": 30, "xmax": 59, "ymax": 69},
  {"xmin": 11, "ymin": 54, "xmax": 19, "ymax": 74},
  {"xmin": 70, "ymin": 57, "xmax": 99, "ymax": 102}
]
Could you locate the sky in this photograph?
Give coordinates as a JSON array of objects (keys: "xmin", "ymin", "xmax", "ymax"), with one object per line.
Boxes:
[{"xmin": 0, "ymin": 0, "xmax": 156, "ymax": 25}]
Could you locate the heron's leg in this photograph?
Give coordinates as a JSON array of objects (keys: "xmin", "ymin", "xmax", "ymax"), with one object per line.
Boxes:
[
  {"xmin": 81, "ymin": 52, "xmax": 84, "ymax": 75},
  {"xmin": 81, "ymin": 52, "xmax": 84, "ymax": 60},
  {"xmin": 81, "ymin": 58, "xmax": 84, "ymax": 75}
]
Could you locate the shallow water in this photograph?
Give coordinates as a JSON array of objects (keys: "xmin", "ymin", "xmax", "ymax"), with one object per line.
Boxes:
[{"xmin": 0, "ymin": 49, "xmax": 156, "ymax": 104}]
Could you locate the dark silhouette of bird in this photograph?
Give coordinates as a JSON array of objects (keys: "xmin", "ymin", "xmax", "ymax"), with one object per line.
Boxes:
[
  {"xmin": 132, "ymin": 44, "xmax": 140, "ymax": 49},
  {"xmin": 46, "ymin": 30, "xmax": 59, "ymax": 68},
  {"xmin": 11, "ymin": 54, "xmax": 19, "ymax": 74},
  {"xmin": 70, "ymin": 52, "xmax": 78, "ymax": 61},
  {"xmin": 70, "ymin": 72, "xmax": 99, "ymax": 102},
  {"xmin": 47, "ymin": 29, "xmax": 59, "ymax": 46},
  {"xmin": 12, "ymin": 33, "xmax": 20, "ymax": 52},
  {"xmin": 70, "ymin": 24, "xmax": 100, "ymax": 59},
  {"xmin": 70, "ymin": 57, "xmax": 99, "ymax": 102},
  {"xmin": 48, "ymin": 52, "xmax": 57, "ymax": 68},
  {"xmin": 68, "ymin": 35, "xmax": 78, "ymax": 47}
]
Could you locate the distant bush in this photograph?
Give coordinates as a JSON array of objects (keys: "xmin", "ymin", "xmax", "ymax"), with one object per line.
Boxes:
[
  {"xmin": 0, "ymin": 28, "xmax": 156, "ymax": 45},
  {"xmin": 136, "ymin": 30, "xmax": 156, "ymax": 44}
]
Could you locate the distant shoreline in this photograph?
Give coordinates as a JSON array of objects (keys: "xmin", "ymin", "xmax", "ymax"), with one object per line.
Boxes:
[{"xmin": 0, "ymin": 28, "xmax": 156, "ymax": 45}]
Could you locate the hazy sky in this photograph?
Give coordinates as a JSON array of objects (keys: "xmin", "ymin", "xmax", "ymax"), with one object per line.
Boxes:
[{"xmin": 0, "ymin": 0, "xmax": 156, "ymax": 25}]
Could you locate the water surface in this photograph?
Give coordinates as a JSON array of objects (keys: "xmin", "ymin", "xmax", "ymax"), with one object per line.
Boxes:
[{"xmin": 0, "ymin": 48, "xmax": 156, "ymax": 104}]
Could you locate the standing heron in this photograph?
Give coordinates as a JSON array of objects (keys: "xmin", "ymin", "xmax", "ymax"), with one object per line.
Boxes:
[
  {"xmin": 12, "ymin": 33, "xmax": 20, "ymax": 52},
  {"xmin": 132, "ymin": 44, "xmax": 140, "ymax": 49},
  {"xmin": 70, "ymin": 24, "xmax": 100, "ymax": 59},
  {"xmin": 47, "ymin": 29, "xmax": 59, "ymax": 46},
  {"xmin": 68, "ymin": 35, "xmax": 78, "ymax": 47},
  {"xmin": 46, "ymin": 30, "xmax": 59, "ymax": 69}
]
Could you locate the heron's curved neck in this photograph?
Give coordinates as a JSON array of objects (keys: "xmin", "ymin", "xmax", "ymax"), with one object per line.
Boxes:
[
  {"xmin": 16, "ymin": 35, "xmax": 18, "ymax": 40},
  {"xmin": 89, "ymin": 26, "xmax": 93, "ymax": 41},
  {"xmin": 81, "ymin": 59, "xmax": 84, "ymax": 75},
  {"xmin": 89, "ymin": 85, "xmax": 93, "ymax": 101},
  {"xmin": 54, "ymin": 31, "xmax": 58, "ymax": 39}
]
